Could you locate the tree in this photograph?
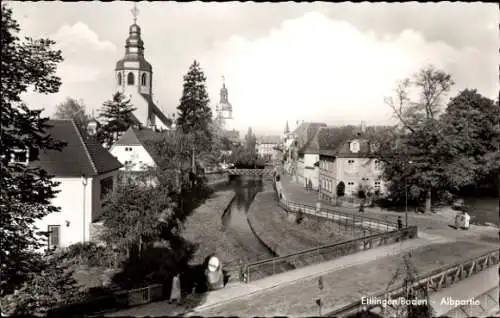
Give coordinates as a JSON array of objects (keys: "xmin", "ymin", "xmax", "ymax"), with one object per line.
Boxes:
[
  {"xmin": 382, "ymin": 65, "xmax": 454, "ymax": 212},
  {"xmin": 98, "ymin": 92, "xmax": 136, "ymax": 147},
  {"xmin": 53, "ymin": 97, "xmax": 90, "ymax": 132},
  {"xmin": 176, "ymin": 60, "xmax": 213, "ymax": 173},
  {"xmin": 244, "ymin": 126, "xmax": 257, "ymax": 155},
  {"xmin": 142, "ymin": 130, "xmax": 194, "ymax": 190},
  {"xmin": 0, "ymin": 253, "xmax": 82, "ymax": 316},
  {"xmin": 100, "ymin": 177, "xmax": 179, "ymax": 259},
  {"xmin": 0, "ymin": 4, "xmax": 65, "ymax": 296},
  {"xmin": 439, "ymin": 89, "xmax": 500, "ymax": 192}
]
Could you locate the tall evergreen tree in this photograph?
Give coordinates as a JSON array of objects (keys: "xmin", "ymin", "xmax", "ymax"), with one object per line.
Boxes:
[
  {"xmin": 0, "ymin": 4, "xmax": 65, "ymax": 296},
  {"xmin": 98, "ymin": 92, "xmax": 136, "ymax": 147},
  {"xmin": 244, "ymin": 126, "xmax": 257, "ymax": 156},
  {"xmin": 176, "ymin": 60, "xmax": 213, "ymax": 172}
]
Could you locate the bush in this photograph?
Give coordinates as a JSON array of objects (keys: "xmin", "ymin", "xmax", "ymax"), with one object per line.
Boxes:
[
  {"xmin": 0, "ymin": 253, "xmax": 83, "ymax": 317},
  {"xmin": 60, "ymin": 242, "xmax": 122, "ymax": 268}
]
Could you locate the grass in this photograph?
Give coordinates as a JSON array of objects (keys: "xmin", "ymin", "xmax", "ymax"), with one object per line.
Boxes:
[
  {"xmin": 248, "ymin": 191, "xmax": 367, "ymax": 256},
  {"xmin": 196, "ymin": 240, "xmax": 497, "ymax": 317}
]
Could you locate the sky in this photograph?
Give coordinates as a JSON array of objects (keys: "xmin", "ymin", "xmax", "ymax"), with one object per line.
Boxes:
[{"xmin": 7, "ymin": 2, "xmax": 499, "ymax": 136}]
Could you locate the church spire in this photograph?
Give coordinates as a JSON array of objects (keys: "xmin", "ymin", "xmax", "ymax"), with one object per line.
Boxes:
[
  {"xmin": 284, "ymin": 120, "xmax": 289, "ymax": 134},
  {"xmin": 219, "ymin": 75, "xmax": 229, "ymax": 103},
  {"xmin": 124, "ymin": 3, "xmax": 144, "ymax": 56},
  {"xmin": 131, "ymin": 3, "xmax": 139, "ymax": 24}
]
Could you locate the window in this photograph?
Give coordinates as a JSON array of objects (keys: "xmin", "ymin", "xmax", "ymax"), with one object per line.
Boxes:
[
  {"xmin": 141, "ymin": 73, "xmax": 147, "ymax": 86},
  {"xmin": 374, "ymin": 181, "xmax": 381, "ymax": 191},
  {"xmin": 10, "ymin": 148, "xmax": 29, "ymax": 165},
  {"xmin": 127, "ymin": 72, "xmax": 135, "ymax": 85},
  {"xmin": 48, "ymin": 225, "xmax": 60, "ymax": 249},
  {"xmin": 347, "ymin": 182, "xmax": 355, "ymax": 195},
  {"xmin": 125, "ymin": 147, "xmax": 132, "ymax": 152},
  {"xmin": 117, "ymin": 72, "xmax": 122, "ymax": 85},
  {"xmin": 350, "ymin": 141, "xmax": 360, "ymax": 153},
  {"xmin": 374, "ymin": 159, "xmax": 382, "ymax": 170},
  {"xmin": 100, "ymin": 177, "xmax": 114, "ymax": 200}
]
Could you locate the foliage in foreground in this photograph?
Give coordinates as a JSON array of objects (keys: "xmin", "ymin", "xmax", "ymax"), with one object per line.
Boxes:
[
  {"xmin": 0, "ymin": 253, "xmax": 82, "ymax": 317},
  {"xmin": 1, "ymin": 4, "xmax": 65, "ymax": 296}
]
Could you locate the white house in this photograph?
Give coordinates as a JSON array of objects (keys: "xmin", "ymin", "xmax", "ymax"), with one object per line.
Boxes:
[
  {"xmin": 31, "ymin": 120, "xmax": 123, "ymax": 250},
  {"xmin": 110, "ymin": 127, "xmax": 164, "ymax": 172},
  {"xmin": 256, "ymin": 135, "xmax": 281, "ymax": 162}
]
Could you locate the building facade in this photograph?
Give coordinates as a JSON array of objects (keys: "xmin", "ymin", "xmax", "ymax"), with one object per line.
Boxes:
[
  {"xmin": 30, "ymin": 120, "xmax": 122, "ymax": 250},
  {"xmin": 317, "ymin": 126, "xmax": 386, "ymax": 203},
  {"xmin": 256, "ymin": 135, "xmax": 281, "ymax": 162},
  {"xmin": 114, "ymin": 10, "xmax": 171, "ymax": 130}
]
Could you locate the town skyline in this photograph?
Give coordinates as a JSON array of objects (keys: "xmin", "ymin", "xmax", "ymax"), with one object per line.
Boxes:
[{"xmin": 9, "ymin": 2, "xmax": 499, "ymax": 135}]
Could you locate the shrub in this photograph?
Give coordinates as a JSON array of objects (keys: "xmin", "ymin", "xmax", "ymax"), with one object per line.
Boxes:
[
  {"xmin": 60, "ymin": 242, "xmax": 123, "ymax": 268},
  {"xmin": 0, "ymin": 253, "xmax": 83, "ymax": 317}
]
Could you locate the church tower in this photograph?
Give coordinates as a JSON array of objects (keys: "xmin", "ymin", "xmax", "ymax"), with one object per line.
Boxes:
[
  {"xmin": 215, "ymin": 76, "xmax": 233, "ymax": 129},
  {"xmin": 114, "ymin": 4, "xmax": 170, "ymax": 130}
]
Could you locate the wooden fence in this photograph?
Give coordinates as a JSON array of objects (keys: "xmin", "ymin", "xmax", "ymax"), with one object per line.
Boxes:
[{"xmin": 324, "ymin": 249, "xmax": 500, "ymax": 317}]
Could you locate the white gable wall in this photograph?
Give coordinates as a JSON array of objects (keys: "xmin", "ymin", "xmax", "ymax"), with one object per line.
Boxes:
[
  {"xmin": 35, "ymin": 176, "xmax": 94, "ymax": 250},
  {"xmin": 110, "ymin": 144, "xmax": 156, "ymax": 171}
]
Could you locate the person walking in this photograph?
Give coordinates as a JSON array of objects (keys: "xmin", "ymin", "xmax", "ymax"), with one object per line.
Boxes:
[
  {"xmin": 169, "ymin": 273, "xmax": 181, "ymax": 305},
  {"xmin": 397, "ymin": 216, "xmax": 403, "ymax": 230}
]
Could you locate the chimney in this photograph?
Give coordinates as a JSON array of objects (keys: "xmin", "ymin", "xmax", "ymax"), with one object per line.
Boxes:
[{"xmin": 360, "ymin": 121, "xmax": 366, "ymax": 133}]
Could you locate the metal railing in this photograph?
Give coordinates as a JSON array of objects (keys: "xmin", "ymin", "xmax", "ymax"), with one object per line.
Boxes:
[
  {"xmin": 243, "ymin": 226, "xmax": 417, "ymax": 283},
  {"xmin": 120, "ymin": 284, "xmax": 164, "ymax": 307},
  {"xmin": 324, "ymin": 249, "xmax": 500, "ymax": 317},
  {"xmin": 279, "ymin": 197, "xmax": 398, "ymax": 233}
]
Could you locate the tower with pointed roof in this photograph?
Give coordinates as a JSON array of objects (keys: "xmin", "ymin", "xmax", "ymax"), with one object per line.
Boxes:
[
  {"xmin": 215, "ymin": 76, "xmax": 233, "ymax": 130},
  {"xmin": 114, "ymin": 4, "xmax": 171, "ymax": 130}
]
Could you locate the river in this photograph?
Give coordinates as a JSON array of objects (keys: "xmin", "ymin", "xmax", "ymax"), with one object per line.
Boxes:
[{"xmin": 218, "ymin": 176, "xmax": 275, "ymax": 261}]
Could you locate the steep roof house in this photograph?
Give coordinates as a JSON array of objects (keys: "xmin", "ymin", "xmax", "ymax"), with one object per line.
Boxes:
[
  {"xmin": 30, "ymin": 120, "xmax": 123, "ymax": 249},
  {"xmin": 317, "ymin": 124, "xmax": 394, "ymax": 203}
]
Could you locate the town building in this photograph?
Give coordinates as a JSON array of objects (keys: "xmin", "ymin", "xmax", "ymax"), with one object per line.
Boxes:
[
  {"xmin": 317, "ymin": 124, "xmax": 388, "ymax": 204},
  {"xmin": 256, "ymin": 135, "xmax": 281, "ymax": 162},
  {"xmin": 287, "ymin": 122, "xmax": 326, "ymax": 186},
  {"xmin": 110, "ymin": 126, "xmax": 168, "ymax": 172},
  {"xmin": 114, "ymin": 6, "xmax": 172, "ymax": 131},
  {"xmin": 28, "ymin": 120, "xmax": 123, "ymax": 250}
]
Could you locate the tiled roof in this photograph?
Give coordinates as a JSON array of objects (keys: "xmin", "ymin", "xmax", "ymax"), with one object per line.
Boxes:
[
  {"xmin": 140, "ymin": 93, "xmax": 172, "ymax": 127},
  {"xmin": 257, "ymin": 135, "xmax": 281, "ymax": 144},
  {"xmin": 32, "ymin": 120, "xmax": 123, "ymax": 177},
  {"xmin": 294, "ymin": 122, "xmax": 327, "ymax": 154},
  {"xmin": 317, "ymin": 125, "xmax": 395, "ymax": 158}
]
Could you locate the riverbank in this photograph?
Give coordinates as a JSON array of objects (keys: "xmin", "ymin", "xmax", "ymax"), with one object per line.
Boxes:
[
  {"xmin": 182, "ymin": 190, "xmax": 246, "ymax": 265},
  {"xmin": 247, "ymin": 191, "xmax": 366, "ymax": 256}
]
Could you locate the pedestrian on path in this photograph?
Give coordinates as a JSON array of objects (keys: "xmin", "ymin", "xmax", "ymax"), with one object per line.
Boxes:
[
  {"xmin": 169, "ymin": 273, "xmax": 181, "ymax": 305},
  {"xmin": 397, "ymin": 216, "xmax": 403, "ymax": 230}
]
